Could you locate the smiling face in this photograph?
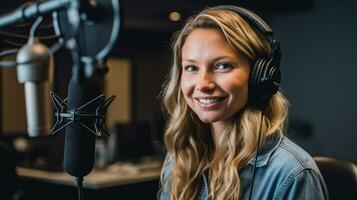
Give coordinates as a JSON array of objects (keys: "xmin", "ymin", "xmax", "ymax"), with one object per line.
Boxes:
[{"xmin": 180, "ymin": 28, "xmax": 250, "ymax": 125}]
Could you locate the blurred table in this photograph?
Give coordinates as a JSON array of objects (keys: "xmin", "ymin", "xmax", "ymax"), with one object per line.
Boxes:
[{"xmin": 16, "ymin": 160, "xmax": 162, "ymax": 200}]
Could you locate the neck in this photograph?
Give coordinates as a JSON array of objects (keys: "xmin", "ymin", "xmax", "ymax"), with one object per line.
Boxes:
[{"xmin": 210, "ymin": 121, "xmax": 227, "ymax": 150}]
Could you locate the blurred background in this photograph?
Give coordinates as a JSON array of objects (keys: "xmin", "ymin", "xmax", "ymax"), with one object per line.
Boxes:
[{"xmin": 0, "ymin": 0, "xmax": 356, "ymax": 199}]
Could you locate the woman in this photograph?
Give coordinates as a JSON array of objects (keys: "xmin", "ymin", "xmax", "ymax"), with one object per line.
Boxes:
[{"xmin": 159, "ymin": 5, "xmax": 328, "ymax": 200}]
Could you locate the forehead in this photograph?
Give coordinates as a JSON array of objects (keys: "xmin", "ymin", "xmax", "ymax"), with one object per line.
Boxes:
[{"xmin": 181, "ymin": 28, "xmax": 237, "ymax": 61}]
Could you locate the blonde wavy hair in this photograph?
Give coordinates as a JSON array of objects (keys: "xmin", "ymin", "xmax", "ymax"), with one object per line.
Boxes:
[{"xmin": 160, "ymin": 7, "xmax": 289, "ymax": 200}]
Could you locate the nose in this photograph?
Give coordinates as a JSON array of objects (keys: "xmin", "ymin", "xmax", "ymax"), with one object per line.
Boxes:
[{"xmin": 196, "ymin": 71, "xmax": 215, "ymax": 92}]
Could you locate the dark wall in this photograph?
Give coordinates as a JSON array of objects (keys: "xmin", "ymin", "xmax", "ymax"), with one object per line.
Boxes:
[
  {"xmin": 272, "ymin": 0, "xmax": 357, "ymax": 162},
  {"xmin": 112, "ymin": 29, "xmax": 172, "ymax": 122}
]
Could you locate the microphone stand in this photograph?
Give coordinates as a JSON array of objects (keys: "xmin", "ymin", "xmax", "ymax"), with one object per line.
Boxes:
[
  {"xmin": 76, "ymin": 177, "xmax": 84, "ymax": 200},
  {"xmin": 51, "ymin": 27, "xmax": 115, "ymax": 200},
  {"xmin": 0, "ymin": 0, "xmax": 73, "ymax": 29},
  {"xmin": 0, "ymin": 0, "xmax": 120, "ymax": 199}
]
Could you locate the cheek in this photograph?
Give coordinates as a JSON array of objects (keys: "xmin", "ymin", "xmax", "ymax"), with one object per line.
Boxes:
[
  {"xmin": 180, "ymin": 75, "xmax": 194, "ymax": 97},
  {"xmin": 240, "ymin": 84, "xmax": 249, "ymax": 103},
  {"xmin": 180, "ymin": 76, "xmax": 197, "ymax": 112},
  {"xmin": 237, "ymin": 81, "xmax": 249, "ymax": 104},
  {"xmin": 223, "ymin": 77, "xmax": 249, "ymax": 102}
]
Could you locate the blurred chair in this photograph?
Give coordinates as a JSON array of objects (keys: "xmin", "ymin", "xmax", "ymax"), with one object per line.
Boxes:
[
  {"xmin": 107, "ymin": 123, "xmax": 152, "ymax": 163},
  {"xmin": 314, "ymin": 156, "xmax": 357, "ymax": 200}
]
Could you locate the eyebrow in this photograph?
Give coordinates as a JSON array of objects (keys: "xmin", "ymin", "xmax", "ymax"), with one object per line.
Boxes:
[
  {"xmin": 181, "ymin": 58, "xmax": 197, "ymax": 63},
  {"xmin": 182, "ymin": 56, "xmax": 235, "ymax": 64},
  {"xmin": 211, "ymin": 56, "xmax": 235, "ymax": 63}
]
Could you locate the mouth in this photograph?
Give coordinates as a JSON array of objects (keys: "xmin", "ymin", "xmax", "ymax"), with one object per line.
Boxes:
[{"xmin": 195, "ymin": 96, "xmax": 227, "ymax": 107}]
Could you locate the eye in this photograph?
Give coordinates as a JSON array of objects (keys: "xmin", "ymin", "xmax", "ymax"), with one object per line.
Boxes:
[
  {"xmin": 215, "ymin": 62, "xmax": 233, "ymax": 72},
  {"xmin": 183, "ymin": 65, "xmax": 198, "ymax": 72}
]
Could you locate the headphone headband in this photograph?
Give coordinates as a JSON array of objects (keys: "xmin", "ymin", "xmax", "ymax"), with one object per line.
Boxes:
[
  {"xmin": 214, "ymin": 5, "xmax": 273, "ymax": 35},
  {"xmin": 214, "ymin": 5, "xmax": 281, "ymax": 64}
]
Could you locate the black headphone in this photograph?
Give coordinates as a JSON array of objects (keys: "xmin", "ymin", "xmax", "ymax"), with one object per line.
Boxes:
[{"xmin": 214, "ymin": 5, "xmax": 282, "ymax": 108}]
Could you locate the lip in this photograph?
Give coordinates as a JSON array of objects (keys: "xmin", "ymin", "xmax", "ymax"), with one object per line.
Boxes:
[{"xmin": 194, "ymin": 96, "xmax": 228, "ymax": 109}]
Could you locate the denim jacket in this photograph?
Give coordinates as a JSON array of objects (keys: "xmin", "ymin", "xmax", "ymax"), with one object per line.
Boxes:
[{"xmin": 159, "ymin": 135, "xmax": 329, "ymax": 200}]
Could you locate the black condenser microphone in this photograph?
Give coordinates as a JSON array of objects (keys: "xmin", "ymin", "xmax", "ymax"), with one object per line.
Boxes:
[{"xmin": 64, "ymin": 76, "xmax": 103, "ymax": 177}]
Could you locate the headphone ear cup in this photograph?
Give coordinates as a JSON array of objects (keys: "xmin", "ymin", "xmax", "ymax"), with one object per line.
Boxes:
[
  {"xmin": 248, "ymin": 58, "xmax": 280, "ymax": 107},
  {"xmin": 248, "ymin": 58, "xmax": 265, "ymax": 106},
  {"xmin": 267, "ymin": 66, "xmax": 281, "ymax": 95}
]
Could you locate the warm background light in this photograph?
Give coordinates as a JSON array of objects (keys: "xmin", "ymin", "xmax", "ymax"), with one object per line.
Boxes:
[{"xmin": 169, "ymin": 11, "xmax": 181, "ymax": 22}]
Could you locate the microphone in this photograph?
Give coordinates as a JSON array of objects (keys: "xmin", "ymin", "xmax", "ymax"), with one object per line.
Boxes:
[
  {"xmin": 63, "ymin": 76, "xmax": 103, "ymax": 177},
  {"xmin": 64, "ymin": 77, "xmax": 102, "ymax": 177},
  {"xmin": 16, "ymin": 38, "xmax": 52, "ymax": 137},
  {"xmin": 49, "ymin": 75, "xmax": 115, "ymax": 177}
]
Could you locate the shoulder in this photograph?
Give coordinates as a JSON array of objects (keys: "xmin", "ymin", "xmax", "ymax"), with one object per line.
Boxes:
[
  {"xmin": 271, "ymin": 136, "xmax": 320, "ymax": 172},
  {"xmin": 269, "ymin": 137, "xmax": 328, "ymax": 199}
]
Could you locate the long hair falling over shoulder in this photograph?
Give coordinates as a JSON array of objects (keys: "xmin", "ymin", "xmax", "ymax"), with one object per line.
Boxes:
[{"xmin": 160, "ymin": 7, "xmax": 289, "ymax": 200}]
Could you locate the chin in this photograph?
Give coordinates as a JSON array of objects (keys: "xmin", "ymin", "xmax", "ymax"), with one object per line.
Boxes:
[{"xmin": 197, "ymin": 115, "xmax": 221, "ymax": 124}]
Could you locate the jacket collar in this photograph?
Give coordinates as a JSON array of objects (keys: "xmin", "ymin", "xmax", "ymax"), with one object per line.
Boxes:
[{"xmin": 247, "ymin": 133, "xmax": 283, "ymax": 167}]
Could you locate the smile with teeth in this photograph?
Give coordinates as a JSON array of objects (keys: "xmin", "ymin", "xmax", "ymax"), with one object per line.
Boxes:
[{"xmin": 197, "ymin": 97, "xmax": 226, "ymax": 105}]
